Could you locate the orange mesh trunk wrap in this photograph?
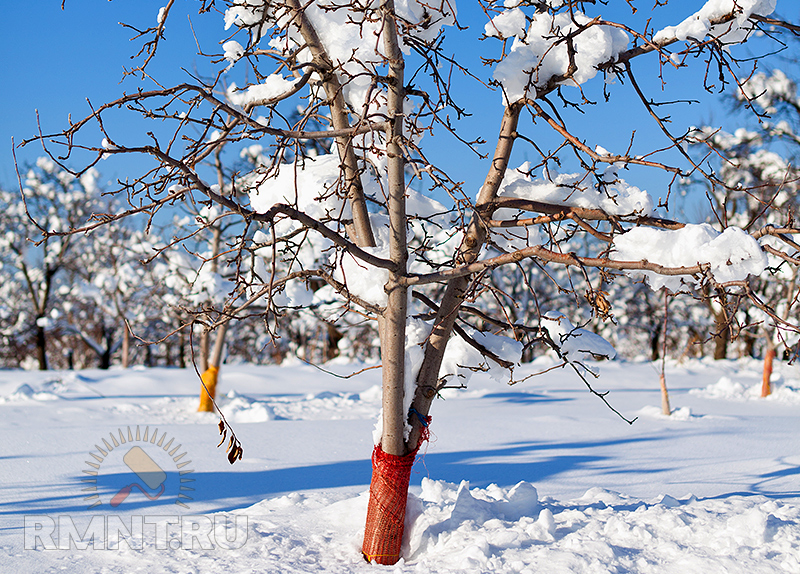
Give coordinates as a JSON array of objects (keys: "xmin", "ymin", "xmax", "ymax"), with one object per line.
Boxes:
[{"xmin": 361, "ymin": 444, "xmax": 417, "ymax": 565}]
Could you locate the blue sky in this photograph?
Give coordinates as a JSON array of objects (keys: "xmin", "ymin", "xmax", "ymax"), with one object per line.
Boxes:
[
  {"xmin": 1, "ymin": 1, "xmax": 794, "ymax": 221},
  {"xmin": 0, "ymin": 1, "xmax": 207, "ymax": 185}
]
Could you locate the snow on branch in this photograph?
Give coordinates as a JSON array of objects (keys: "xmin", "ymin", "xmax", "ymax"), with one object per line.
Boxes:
[
  {"xmin": 653, "ymin": 0, "xmax": 776, "ymax": 45},
  {"xmin": 493, "ymin": 10, "xmax": 629, "ymax": 103},
  {"xmin": 542, "ymin": 311, "xmax": 616, "ymax": 365},
  {"xmin": 494, "ymin": 161, "xmax": 654, "ymax": 217},
  {"xmin": 612, "ymin": 224, "xmax": 768, "ymax": 292}
]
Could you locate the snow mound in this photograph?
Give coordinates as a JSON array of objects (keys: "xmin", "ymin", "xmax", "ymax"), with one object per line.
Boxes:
[
  {"xmin": 0, "ymin": 382, "xmax": 60, "ymax": 402},
  {"xmin": 692, "ymin": 376, "xmax": 800, "ymax": 403},
  {"xmin": 637, "ymin": 405, "xmax": 696, "ymax": 420},
  {"xmin": 216, "ymin": 387, "xmax": 381, "ymax": 422},
  {"xmin": 693, "ymin": 375, "xmax": 749, "ymax": 399},
  {"xmin": 273, "ymin": 387, "xmax": 381, "ymax": 421},
  {"xmin": 220, "ymin": 389, "xmax": 277, "ymax": 423}
]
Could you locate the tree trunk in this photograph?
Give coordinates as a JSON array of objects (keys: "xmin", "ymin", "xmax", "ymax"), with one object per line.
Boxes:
[
  {"xmin": 659, "ymin": 292, "xmax": 671, "ymax": 415},
  {"xmin": 659, "ymin": 373, "xmax": 672, "ymax": 415},
  {"xmin": 762, "ymin": 342, "xmax": 776, "ymax": 398},
  {"xmin": 99, "ymin": 349, "xmax": 111, "ymax": 370},
  {"xmin": 712, "ymin": 313, "xmax": 729, "ymax": 360},
  {"xmin": 362, "ymin": 11, "xmax": 410, "ymax": 561},
  {"xmin": 199, "ymin": 329, "xmax": 210, "ymax": 373},
  {"xmin": 178, "ymin": 324, "xmax": 187, "ymax": 369},
  {"xmin": 408, "ymin": 104, "xmax": 521, "ymax": 451},
  {"xmin": 741, "ymin": 311, "xmax": 756, "ymax": 358},
  {"xmin": 98, "ymin": 326, "xmax": 113, "ymax": 369},
  {"xmin": 325, "ymin": 323, "xmax": 343, "ymax": 361},
  {"xmin": 35, "ymin": 320, "xmax": 48, "ymax": 370},
  {"xmin": 165, "ymin": 340, "xmax": 174, "ymax": 367},
  {"xmin": 145, "ymin": 343, "xmax": 154, "ymax": 367},
  {"xmin": 650, "ymin": 320, "xmax": 662, "ymax": 362},
  {"xmin": 121, "ymin": 321, "xmax": 130, "ymax": 369}
]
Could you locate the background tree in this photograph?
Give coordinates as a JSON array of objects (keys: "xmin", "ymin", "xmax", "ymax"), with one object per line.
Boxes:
[
  {"xmin": 62, "ymin": 223, "xmax": 169, "ymax": 369},
  {"xmin": 0, "ymin": 159, "xmax": 103, "ymax": 369},
  {"xmin": 689, "ymin": 62, "xmax": 800, "ymax": 388}
]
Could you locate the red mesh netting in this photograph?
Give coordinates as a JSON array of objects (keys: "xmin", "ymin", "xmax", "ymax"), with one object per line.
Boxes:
[{"xmin": 361, "ymin": 444, "xmax": 417, "ymax": 565}]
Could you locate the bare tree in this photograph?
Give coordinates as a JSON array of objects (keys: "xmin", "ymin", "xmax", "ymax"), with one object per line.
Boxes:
[
  {"xmin": 689, "ymin": 61, "xmax": 800, "ymax": 383},
  {"xmin": 23, "ymin": 0, "xmax": 800, "ymax": 564},
  {"xmin": 0, "ymin": 160, "xmax": 104, "ymax": 369}
]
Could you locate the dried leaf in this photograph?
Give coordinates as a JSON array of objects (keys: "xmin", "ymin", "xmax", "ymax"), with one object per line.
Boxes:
[
  {"xmin": 227, "ymin": 444, "xmax": 240, "ymax": 465},
  {"xmin": 215, "ymin": 418, "xmax": 243, "ymax": 465},
  {"xmin": 586, "ymin": 289, "xmax": 613, "ymax": 320}
]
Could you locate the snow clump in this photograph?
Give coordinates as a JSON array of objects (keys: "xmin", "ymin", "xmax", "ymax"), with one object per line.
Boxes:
[
  {"xmin": 227, "ymin": 75, "xmax": 300, "ymax": 107},
  {"xmin": 484, "ymin": 8, "xmax": 527, "ymax": 39},
  {"xmin": 612, "ymin": 223, "xmax": 768, "ymax": 292},
  {"xmin": 653, "ymin": 0, "xmax": 777, "ymax": 45},
  {"xmin": 222, "ymin": 40, "xmax": 245, "ymax": 68},
  {"xmin": 493, "ymin": 10, "xmax": 629, "ymax": 103},
  {"xmin": 542, "ymin": 311, "xmax": 616, "ymax": 364},
  {"xmin": 497, "ymin": 162, "xmax": 654, "ymax": 216}
]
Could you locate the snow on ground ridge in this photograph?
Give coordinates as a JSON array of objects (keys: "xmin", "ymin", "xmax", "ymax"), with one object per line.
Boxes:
[{"xmin": 692, "ymin": 374, "xmax": 800, "ymax": 403}]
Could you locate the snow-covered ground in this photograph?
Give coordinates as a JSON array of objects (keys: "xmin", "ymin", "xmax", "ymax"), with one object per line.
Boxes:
[{"xmin": 2, "ymin": 357, "xmax": 800, "ymax": 573}]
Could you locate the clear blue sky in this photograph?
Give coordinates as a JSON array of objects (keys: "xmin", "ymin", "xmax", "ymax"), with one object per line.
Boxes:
[
  {"xmin": 1, "ymin": 1, "xmax": 794, "ymax": 220},
  {"xmin": 0, "ymin": 1, "xmax": 210, "ymax": 186}
]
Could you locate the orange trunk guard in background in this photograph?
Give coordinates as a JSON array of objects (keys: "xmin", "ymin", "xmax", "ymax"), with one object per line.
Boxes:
[{"xmin": 198, "ymin": 365, "xmax": 219, "ymax": 412}]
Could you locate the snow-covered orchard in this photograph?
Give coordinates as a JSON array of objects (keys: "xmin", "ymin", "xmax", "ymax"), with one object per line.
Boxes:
[{"xmin": 4, "ymin": 0, "xmax": 800, "ymax": 569}]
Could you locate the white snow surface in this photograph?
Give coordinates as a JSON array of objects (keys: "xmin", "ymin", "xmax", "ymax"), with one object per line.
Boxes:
[
  {"xmin": 612, "ymin": 223, "xmax": 768, "ymax": 292},
  {"xmin": 4, "ymin": 358, "xmax": 800, "ymax": 573}
]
